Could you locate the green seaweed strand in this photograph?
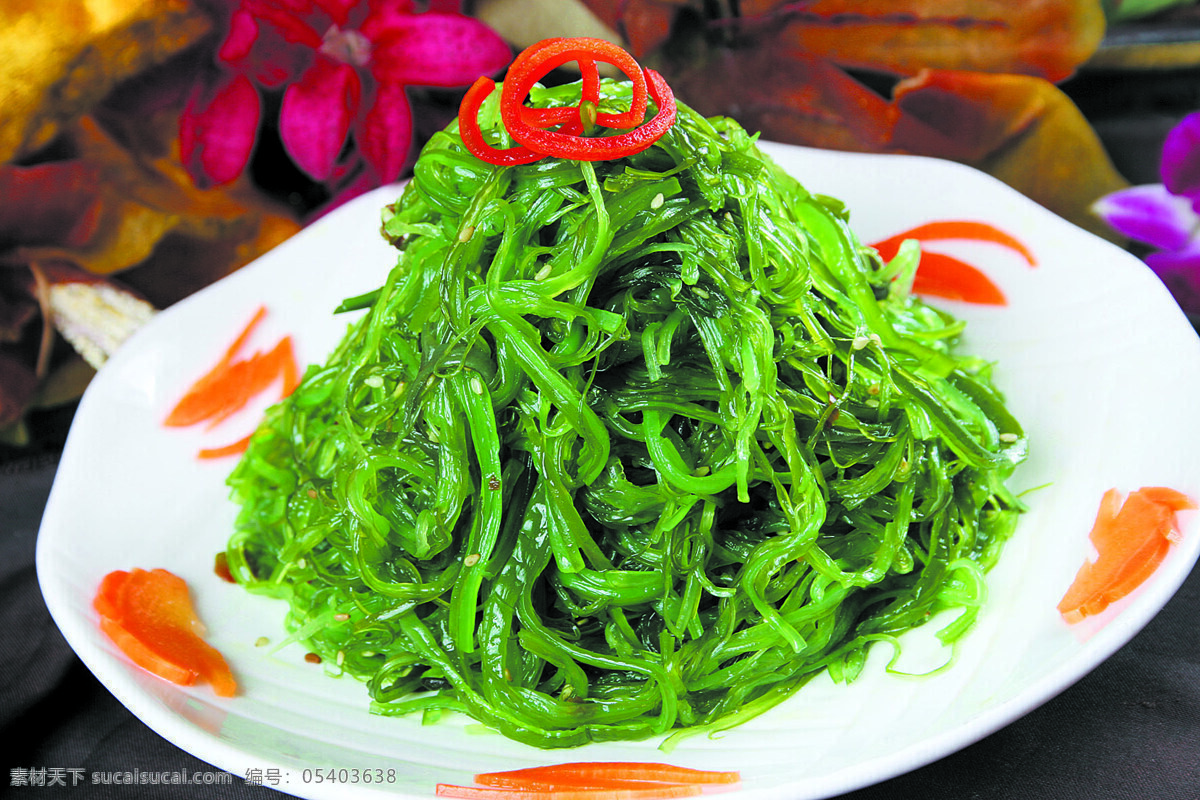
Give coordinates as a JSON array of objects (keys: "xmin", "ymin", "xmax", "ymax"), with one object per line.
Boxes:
[{"xmin": 225, "ymin": 78, "xmax": 1026, "ymax": 749}]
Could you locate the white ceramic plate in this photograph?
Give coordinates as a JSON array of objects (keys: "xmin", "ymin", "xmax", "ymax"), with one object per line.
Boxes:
[{"xmin": 37, "ymin": 141, "xmax": 1200, "ymax": 800}]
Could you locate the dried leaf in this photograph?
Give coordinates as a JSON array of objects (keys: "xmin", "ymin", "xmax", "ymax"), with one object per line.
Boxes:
[
  {"xmin": 13, "ymin": 116, "xmax": 300, "ymax": 278},
  {"xmin": 1, "ymin": 100, "xmax": 301, "ymax": 432},
  {"xmin": 669, "ymin": 44, "xmax": 902, "ymax": 152},
  {"xmin": 578, "ymin": 0, "xmax": 685, "ymax": 56},
  {"xmin": 892, "ymin": 70, "xmax": 1129, "ymax": 239},
  {"xmin": 665, "ymin": 35, "xmax": 1126, "ymax": 236},
  {"xmin": 0, "ymin": 162, "xmax": 104, "ymax": 251},
  {"xmin": 770, "ymin": 0, "xmax": 1106, "ymax": 82},
  {"xmin": 0, "ymin": 0, "xmax": 211, "ymax": 162},
  {"xmin": 581, "ymin": 1, "xmax": 1123, "ymax": 237}
]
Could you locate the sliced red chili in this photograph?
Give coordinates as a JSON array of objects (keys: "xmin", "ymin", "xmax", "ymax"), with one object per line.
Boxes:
[
  {"xmin": 457, "ymin": 37, "xmax": 675, "ymax": 166},
  {"xmin": 503, "ymin": 39, "xmax": 646, "ymax": 131},
  {"xmin": 458, "ymin": 77, "xmax": 548, "ymax": 167},
  {"xmin": 459, "ymin": 69, "xmax": 596, "ymax": 167},
  {"xmin": 518, "ymin": 56, "xmax": 601, "ymax": 128},
  {"xmin": 504, "ymin": 67, "xmax": 675, "ymax": 162}
]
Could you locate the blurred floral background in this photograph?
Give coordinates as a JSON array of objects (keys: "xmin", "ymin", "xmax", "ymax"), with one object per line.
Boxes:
[{"xmin": 3, "ymin": 0, "xmax": 1200, "ymax": 452}]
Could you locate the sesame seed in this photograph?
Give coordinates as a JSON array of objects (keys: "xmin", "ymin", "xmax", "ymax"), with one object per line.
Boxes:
[
  {"xmin": 464, "ymin": 553, "xmax": 481, "ymax": 567},
  {"xmin": 651, "ymin": 192, "xmax": 665, "ymax": 209}
]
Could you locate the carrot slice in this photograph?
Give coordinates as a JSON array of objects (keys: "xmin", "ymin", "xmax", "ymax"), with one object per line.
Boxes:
[
  {"xmin": 475, "ymin": 779, "xmax": 699, "ymax": 792},
  {"xmin": 94, "ymin": 568, "xmax": 237, "ymax": 697},
  {"xmin": 164, "ymin": 307, "xmax": 298, "ymax": 458},
  {"xmin": 164, "ymin": 306, "xmax": 268, "ymax": 427},
  {"xmin": 197, "ymin": 434, "xmax": 254, "ymax": 459},
  {"xmin": 199, "ymin": 336, "xmax": 298, "ymax": 430},
  {"xmin": 477, "ymin": 764, "xmax": 740, "ymax": 787},
  {"xmin": 439, "ymin": 762, "xmax": 742, "ymax": 799},
  {"xmin": 99, "ymin": 615, "xmax": 200, "ymax": 687},
  {"xmin": 871, "ymin": 219, "xmax": 1035, "ymax": 305},
  {"xmin": 93, "ymin": 569, "xmax": 129, "ymax": 620},
  {"xmin": 1058, "ymin": 487, "xmax": 1195, "ymax": 623},
  {"xmin": 436, "ymin": 784, "xmax": 702, "ymax": 800},
  {"xmin": 1131, "ymin": 486, "xmax": 1196, "ymax": 513},
  {"xmin": 165, "ymin": 307, "xmax": 297, "ymax": 428},
  {"xmin": 908, "ymin": 251, "xmax": 1007, "ymax": 305},
  {"xmin": 871, "ymin": 220, "xmax": 1036, "ymax": 267}
]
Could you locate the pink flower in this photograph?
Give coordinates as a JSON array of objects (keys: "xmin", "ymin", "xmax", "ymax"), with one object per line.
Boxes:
[
  {"xmin": 1093, "ymin": 111, "xmax": 1200, "ymax": 317},
  {"xmin": 180, "ymin": 0, "xmax": 510, "ymax": 203}
]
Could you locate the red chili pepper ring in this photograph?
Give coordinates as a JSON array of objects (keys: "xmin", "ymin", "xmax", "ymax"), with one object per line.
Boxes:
[{"xmin": 458, "ymin": 37, "xmax": 677, "ymax": 166}]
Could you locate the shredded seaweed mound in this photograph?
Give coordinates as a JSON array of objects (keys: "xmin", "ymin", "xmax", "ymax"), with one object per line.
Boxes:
[{"xmin": 225, "ymin": 80, "xmax": 1027, "ymax": 748}]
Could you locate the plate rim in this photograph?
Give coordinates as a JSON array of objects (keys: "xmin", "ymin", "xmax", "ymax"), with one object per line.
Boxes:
[{"xmin": 36, "ymin": 142, "xmax": 1200, "ymax": 800}]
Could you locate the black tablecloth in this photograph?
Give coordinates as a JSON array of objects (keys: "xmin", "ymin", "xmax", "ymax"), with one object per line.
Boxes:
[{"xmin": 3, "ymin": 451, "xmax": 1198, "ymax": 800}]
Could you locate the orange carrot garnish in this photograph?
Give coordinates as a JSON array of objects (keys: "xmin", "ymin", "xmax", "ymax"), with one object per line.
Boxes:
[
  {"xmin": 164, "ymin": 305, "xmax": 298, "ymax": 458},
  {"xmin": 437, "ymin": 762, "xmax": 741, "ymax": 799},
  {"xmin": 477, "ymin": 764, "xmax": 740, "ymax": 787},
  {"xmin": 871, "ymin": 220, "xmax": 1036, "ymax": 267},
  {"xmin": 437, "ymin": 785, "xmax": 702, "ymax": 800},
  {"xmin": 164, "ymin": 306, "xmax": 268, "ymax": 427},
  {"xmin": 197, "ymin": 434, "xmax": 254, "ymax": 460},
  {"xmin": 94, "ymin": 568, "xmax": 237, "ymax": 697},
  {"xmin": 871, "ymin": 219, "xmax": 1035, "ymax": 306},
  {"xmin": 1058, "ymin": 487, "xmax": 1195, "ymax": 624},
  {"xmin": 907, "ymin": 252, "xmax": 1007, "ymax": 306}
]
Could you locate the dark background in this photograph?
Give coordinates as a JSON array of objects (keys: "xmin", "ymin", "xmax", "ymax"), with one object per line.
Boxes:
[{"xmin": 3, "ymin": 19, "xmax": 1200, "ymax": 800}]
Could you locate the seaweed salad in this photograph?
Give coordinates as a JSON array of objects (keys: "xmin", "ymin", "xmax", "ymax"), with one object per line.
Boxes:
[{"xmin": 223, "ymin": 38, "xmax": 1027, "ymax": 748}]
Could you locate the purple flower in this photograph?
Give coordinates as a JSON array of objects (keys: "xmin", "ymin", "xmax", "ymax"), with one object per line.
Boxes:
[
  {"xmin": 180, "ymin": 0, "xmax": 511, "ymax": 207},
  {"xmin": 1093, "ymin": 111, "xmax": 1200, "ymax": 316}
]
